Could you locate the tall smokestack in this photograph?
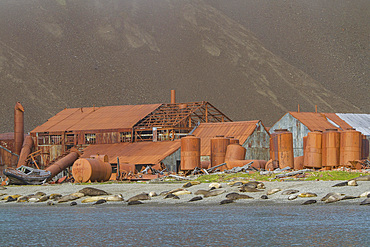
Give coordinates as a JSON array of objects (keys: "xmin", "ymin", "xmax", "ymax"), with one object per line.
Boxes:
[
  {"xmin": 171, "ymin": 90, "xmax": 176, "ymax": 104},
  {"xmin": 14, "ymin": 102, "xmax": 24, "ymax": 155}
]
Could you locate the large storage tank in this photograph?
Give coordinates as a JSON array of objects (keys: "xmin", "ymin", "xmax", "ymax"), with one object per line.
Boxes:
[
  {"xmin": 225, "ymin": 144, "xmax": 246, "ymax": 162},
  {"xmin": 270, "ymin": 129, "xmax": 294, "ymax": 169},
  {"xmin": 322, "ymin": 129, "xmax": 340, "ymax": 168},
  {"xmin": 303, "ymin": 130, "xmax": 322, "ymax": 169},
  {"xmin": 210, "ymin": 135, "xmax": 230, "ymax": 168},
  {"xmin": 72, "ymin": 158, "xmax": 112, "ymax": 183},
  {"xmin": 340, "ymin": 128, "xmax": 361, "ymax": 166},
  {"xmin": 181, "ymin": 135, "xmax": 200, "ymax": 171},
  {"xmin": 361, "ymin": 135, "xmax": 369, "ymax": 159}
]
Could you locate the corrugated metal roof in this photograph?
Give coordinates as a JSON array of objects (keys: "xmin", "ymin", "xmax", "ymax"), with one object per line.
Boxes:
[
  {"xmin": 191, "ymin": 121, "xmax": 260, "ymax": 156},
  {"xmin": 31, "ymin": 104, "xmax": 162, "ymax": 133},
  {"xmin": 289, "ymin": 112, "xmax": 338, "ymax": 131},
  {"xmin": 81, "ymin": 140, "xmax": 181, "ymax": 164},
  {"xmin": 336, "ymin": 113, "xmax": 370, "ymax": 135},
  {"xmin": 323, "ymin": 113, "xmax": 352, "ymax": 130}
]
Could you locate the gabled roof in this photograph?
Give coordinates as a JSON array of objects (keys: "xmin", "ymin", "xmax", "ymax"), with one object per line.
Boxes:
[
  {"xmin": 191, "ymin": 120, "xmax": 264, "ymax": 156},
  {"xmin": 289, "ymin": 112, "xmax": 336, "ymax": 131},
  {"xmin": 323, "ymin": 113, "xmax": 352, "ymax": 130},
  {"xmin": 81, "ymin": 141, "xmax": 181, "ymax": 164},
  {"xmin": 31, "ymin": 104, "xmax": 162, "ymax": 133}
]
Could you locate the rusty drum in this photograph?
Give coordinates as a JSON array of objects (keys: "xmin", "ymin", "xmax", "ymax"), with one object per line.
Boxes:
[
  {"xmin": 211, "ymin": 135, "xmax": 230, "ymax": 168},
  {"xmin": 322, "ymin": 129, "xmax": 340, "ymax": 168},
  {"xmin": 340, "ymin": 128, "xmax": 361, "ymax": 166},
  {"xmin": 225, "ymin": 144, "xmax": 246, "ymax": 162},
  {"xmin": 361, "ymin": 135, "xmax": 369, "ymax": 159},
  {"xmin": 303, "ymin": 131, "xmax": 322, "ymax": 169},
  {"xmin": 271, "ymin": 129, "xmax": 294, "ymax": 169},
  {"xmin": 72, "ymin": 158, "xmax": 112, "ymax": 183},
  {"xmin": 181, "ymin": 135, "xmax": 201, "ymax": 171}
]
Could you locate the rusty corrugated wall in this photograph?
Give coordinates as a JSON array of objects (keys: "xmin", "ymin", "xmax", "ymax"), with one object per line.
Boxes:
[{"xmin": 242, "ymin": 121, "xmax": 270, "ymax": 160}]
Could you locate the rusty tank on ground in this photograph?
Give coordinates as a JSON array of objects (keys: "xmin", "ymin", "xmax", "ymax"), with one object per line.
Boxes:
[
  {"xmin": 181, "ymin": 135, "xmax": 201, "ymax": 171},
  {"xmin": 45, "ymin": 149, "xmax": 81, "ymax": 180},
  {"xmin": 340, "ymin": 128, "xmax": 361, "ymax": 166},
  {"xmin": 210, "ymin": 135, "xmax": 230, "ymax": 169},
  {"xmin": 72, "ymin": 157, "xmax": 112, "ymax": 183},
  {"xmin": 270, "ymin": 129, "xmax": 294, "ymax": 169},
  {"xmin": 322, "ymin": 129, "xmax": 340, "ymax": 168},
  {"xmin": 17, "ymin": 136, "xmax": 33, "ymax": 168},
  {"xmin": 224, "ymin": 143, "xmax": 246, "ymax": 162},
  {"xmin": 14, "ymin": 102, "xmax": 24, "ymax": 155},
  {"xmin": 303, "ymin": 130, "xmax": 322, "ymax": 169}
]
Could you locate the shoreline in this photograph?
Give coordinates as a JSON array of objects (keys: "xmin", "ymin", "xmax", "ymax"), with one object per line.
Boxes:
[{"xmin": 1, "ymin": 180, "xmax": 369, "ymax": 207}]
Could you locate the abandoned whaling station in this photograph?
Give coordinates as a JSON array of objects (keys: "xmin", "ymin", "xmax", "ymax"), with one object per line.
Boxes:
[{"xmin": 1, "ymin": 90, "xmax": 369, "ymax": 185}]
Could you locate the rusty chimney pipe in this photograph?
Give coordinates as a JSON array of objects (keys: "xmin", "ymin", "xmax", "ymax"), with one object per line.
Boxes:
[
  {"xmin": 171, "ymin": 90, "xmax": 176, "ymax": 104},
  {"xmin": 315, "ymin": 105, "xmax": 318, "ymax": 113},
  {"xmin": 14, "ymin": 102, "xmax": 24, "ymax": 155},
  {"xmin": 45, "ymin": 148, "xmax": 81, "ymax": 180},
  {"xmin": 17, "ymin": 136, "xmax": 33, "ymax": 168}
]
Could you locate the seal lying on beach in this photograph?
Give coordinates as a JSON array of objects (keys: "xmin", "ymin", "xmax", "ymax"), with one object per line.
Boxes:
[
  {"xmin": 188, "ymin": 196, "xmax": 203, "ymax": 202},
  {"xmin": 164, "ymin": 193, "xmax": 180, "ymax": 199},
  {"xmin": 321, "ymin": 192, "xmax": 345, "ymax": 203},
  {"xmin": 267, "ymin": 188, "xmax": 281, "ymax": 195},
  {"xmin": 204, "ymin": 189, "xmax": 225, "ymax": 198},
  {"xmin": 172, "ymin": 190, "xmax": 192, "ymax": 196},
  {"xmin": 302, "ymin": 200, "xmax": 317, "ymax": 205},
  {"xmin": 209, "ymin": 183, "xmax": 222, "ymax": 189},
  {"xmin": 239, "ymin": 186, "xmax": 263, "ymax": 193},
  {"xmin": 226, "ymin": 192, "xmax": 253, "ymax": 200},
  {"xmin": 93, "ymin": 199, "xmax": 107, "ymax": 205},
  {"xmin": 183, "ymin": 181, "xmax": 201, "ymax": 188},
  {"xmin": 352, "ymin": 175, "xmax": 370, "ymax": 181},
  {"xmin": 299, "ymin": 192, "xmax": 317, "ymax": 198},
  {"xmin": 282, "ymin": 189, "xmax": 299, "ymax": 195},
  {"xmin": 220, "ymin": 199, "xmax": 234, "ymax": 205},
  {"xmin": 128, "ymin": 201, "xmax": 144, "ymax": 205},
  {"xmin": 58, "ymin": 195, "xmax": 78, "ymax": 203},
  {"xmin": 194, "ymin": 189, "xmax": 210, "ymax": 196},
  {"xmin": 79, "ymin": 187, "xmax": 109, "ymax": 196},
  {"xmin": 127, "ymin": 193, "xmax": 150, "ymax": 202}
]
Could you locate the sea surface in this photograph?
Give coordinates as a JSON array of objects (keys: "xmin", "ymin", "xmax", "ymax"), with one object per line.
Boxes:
[{"xmin": 0, "ymin": 204, "xmax": 369, "ymax": 246}]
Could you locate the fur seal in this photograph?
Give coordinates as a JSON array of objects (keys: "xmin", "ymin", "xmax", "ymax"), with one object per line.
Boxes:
[
  {"xmin": 164, "ymin": 193, "xmax": 180, "ymax": 199},
  {"xmin": 267, "ymin": 188, "xmax": 281, "ymax": 195},
  {"xmin": 128, "ymin": 201, "xmax": 144, "ymax": 205},
  {"xmin": 93, "ymin": 199, "xmax": 107, "ymax": 205},
  {"xmin": 359, "ymin": 191, "xmax": 370, "ymax": 198},
  {"xmin": 261, "ymin": 195, "xmax": 268, "ymax": 199},
  {"xmin": 348, "ymin": 180, "xmax": 358, "ymax": 186},
  {"xmin": 282, "ymin": 189, "xmax": 299, "ymax": 195},
  {"xmin": 243, "ymin": 181, "xmax": 265, "ymax": 189},
  {"xmin": 38, "ymin": 195, "xmax": 50, "ymax": 202},
  {"xmin": 299, "ymin": 192, "xmax": 317, "ymax": 198},
  {"xmin": 149, "ymin": 191, "xmax": 158, "ymax": 197},
  {"xmin": 127, "ymin": 193, "xmax": 151, "ymax": 202},
  {"xmin": 105, "ymin": 194, "xmax": 124, "ymax": 202},
  {"xmin": 220, "ymin": 199, "xmax": 234, "ymax": 205},
  {"xmin": 341, "ymin": 195, "xmax": 359, "ymax": 200},
  {"xmin": 28, "ymin": 197, "xmax": 39, "ymax": 203},
  {"xmin": 360, "ymin": 198, "xmax": 370, "ymax": 205},
  {"xmin": 35, "ymin": 192, "xmax": 46, "ymax": 197},
  {"xmin": 58, "ymin": 195, "xmax": 78, "ymax": 203},
  {"xmin": 173, "ymin": 190, "xmax": 192, "ymax": 196},
  {"xmin": 204, "ymin": 189, "xmax": 225, "ymax": 198},
  {"xmin": 188, "ymin": 196, "xmax": 203, "ymax": 202},
  {"xmin": 70, "ymin": 201, "xmax": 77, "ymax": 206},
  {"xmin": 209, "ymin": 183, "xmax": 222, "ymax": 189},
  {"xmin": 183, "ymin": 181, "xmax": 200, "ymax": 188},
  {"xmin": 239, "ymin": 186, "xmax": 262, "ymax": 193},
  {"xmin": 49, "ymin": 194, "xmax": 62, "ymax": 200},
  {"xmin": 302, "ymin": 199, "xmax": 317, "ymax": 205},
  {"xmin": 70, "ymin": 192, "xmax": 85, "ymax": 198},
  {"xmin": 226, "ymin": 193, "xmax": 253, "ymax": 200},
  {"xmin": 332, "ymin": 181, "xmax": 348, "ymax": 187},
  {"xmin": 321, "ymin": 193, "xmax": 344, "ymax": 203},
  {"xmin": 79, "ymin": 187, "xmax": 109, "ymax": 196},
  {"xmin": 288, "ymin": 195, "xmax": 298, "ymax": 200},
  {"xmin": 194, "ymin": 189, "xmax": 210, "ymax": 196},
  {"xmin": 17, "ymin": 196, "xmax": 30, "ymax": 202},
  {"xmin": 163, "ymin": 188, "xmax": 185, "ymax": 196},
  {"xmin": 81, "ymin": 196, "xmax": 106, "ymax": 203},
  {"xmin": 229, "ymin": 181, "xmax": 244, "ymax": 187}
]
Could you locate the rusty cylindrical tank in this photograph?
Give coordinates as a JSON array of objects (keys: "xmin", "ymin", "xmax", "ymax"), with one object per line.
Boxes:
[
  {"xmin": 271, "ymin": 129, "xmax": 294, "ymax": 169},
  {"xmin": 211, "ymin": 135, "xmax": 230, "ymax": 169},
  {"xmin": 303, "ymin": 131, "xmax": 322, "ymax": 169},
  {"xmin": 294, "ymin": 156, "xmax": 304, "ymax": 170},
  {"xmin": 46, "ymin": 149, "xmax": 81, "ymax": 180},
  {"xmin": 181, "ymin": 135, "xmax": 201, "ymax": 171},
  {"xmin": 322, "ymin": 129, "xmax": 340, "ymax": 168},
  {"xmin": 17, "ymin": 136, "xmax": 33, "ymax": 168},
  {"xmin": 72, "ymin": 158, "xmax": 112, "ymax": 183},
  {"xmin": 14, "ymin": 102, "xmax": 24, "ymax": 155},
  {"xmin": 361, "ymin": 135, "xmax": 369, "ymax": 159},
  {"xmin": 303, "ymin": 136, "xmax": 308, "ymax": 154},
  {"xmin": 265, "ymin": 159, "xmax": 279, "ymax": 171},
  {"xmin": 225, "ymin": 144, "xmax": 246, "ymax": 162},
  {"xmin": 340, "ymin": 128, "xmax": 361, "ymax": 166}
]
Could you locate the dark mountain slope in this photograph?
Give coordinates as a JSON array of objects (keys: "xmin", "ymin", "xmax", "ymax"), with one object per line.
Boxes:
[{"xmin": 0, "ymin": 0, "xmax": 366, "ymax": 133}]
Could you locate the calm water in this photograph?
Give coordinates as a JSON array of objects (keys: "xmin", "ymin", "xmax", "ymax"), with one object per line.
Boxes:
[{"xmin": 0, "ymin": 204, "xmax": 369, "ymax": 246}]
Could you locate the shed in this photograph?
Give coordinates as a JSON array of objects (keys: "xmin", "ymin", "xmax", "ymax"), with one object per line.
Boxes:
[
  {"xmin": 191, "ymin": 121, "xmax": 270, "ymax": 161},
  {"xmin": 81, "ymin": 141, "xmax": 181, "ymax": 172},
  {"xmin": 270, "ymin": 112, "xmax": 370, "ymax": 158}
]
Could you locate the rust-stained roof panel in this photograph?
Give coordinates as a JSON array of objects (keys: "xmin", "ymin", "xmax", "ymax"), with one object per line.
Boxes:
[
  {"xmin": 323, "ymin": 113, "xmax": 353, "ymax": 131},
  {"xmin": 191, "ymin": 121, "xmax": 260, "ymax": 156},
  {"xmin": 289, "ymin": 112, "xmax": 338, "ymax": 132},
  {"xmin": 81, "ymin": 140, "xmax": 181, "ymax": 164},
  {"xmin": 31, "ymin": 104, "xmax": 162, "ymax": 133}
]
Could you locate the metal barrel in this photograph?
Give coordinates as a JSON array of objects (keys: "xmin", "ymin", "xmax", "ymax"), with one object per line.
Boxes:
[
  {"xmin": 303, "ymin": 130, "xmax": 322, "ymax": 169},
  {"xmin": 271, "ymin": 129, "xmax": 294, "ymax": 169},
  {"xmin": 340, "ymin": 128, "xmax": 361, "ymax": 166},
  {"xmin": 180, "ymin": 135, "xmax": 201, "ymax": 171},
  {"xmin": 225, "ymin": 143, "xmax": 246, "ymax": 161},
  {"xmin": 72, "ymin": 158, "xmax": 112, "ymax": 183},
  {"xmin": 322, "ymin": 129, "xmax": 340, "ymax": 168},
  {"xmin": 14, "ymin": 102, "xmax": 24, "ymax": 155},
  {"xmin": 17, "ymin": 136, "xmax": 33, "ymax": 168},
  {"xmin": 210, "ymin": 135, "xmax": 230, "ymax": 169}
]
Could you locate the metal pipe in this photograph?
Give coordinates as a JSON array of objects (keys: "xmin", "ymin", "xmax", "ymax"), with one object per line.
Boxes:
[
  {"xmin": 17, "ymin": 136, "xmax": 33, "ymax": 168},
  {"xmin": 171, "ymin": 90, "xmax": 176, "ymax": 104},
  {"xmin": 14, "ymin": 102, "xmax": 24, "ymax": 155},
  {"xmin": 45, "ymin": 149, "xmax": 81, "ymax": 180}
]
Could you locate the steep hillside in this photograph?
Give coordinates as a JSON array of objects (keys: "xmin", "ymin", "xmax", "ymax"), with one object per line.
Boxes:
[{"xmin": 0, "ymin": 0, "xmax": 367, "ymax": 133}]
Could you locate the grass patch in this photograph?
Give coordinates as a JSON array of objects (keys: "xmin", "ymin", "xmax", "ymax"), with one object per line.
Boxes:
[{"xmin": 304, "ymin": 171, "xmax": 365, "ymax": 181}]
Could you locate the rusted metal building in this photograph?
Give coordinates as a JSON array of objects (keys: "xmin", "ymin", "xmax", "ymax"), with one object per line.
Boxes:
[
  {"xmin": 270, "ymin": 112, "xmax": 370, "ymax": 158},
  {"xmin": 191, "ymin": 121, "xmax": 270, "ymax": 161},
  {"xmin": 82, "ymin": 140, "xmax": 181, "ymax": 172},
  {"xmin": 0, "ymin": 133, "xmax": 20, "ymax": 178},
  {"xmin": 30, "ymin": 101, "xmax": 231, "ymax": 167}
]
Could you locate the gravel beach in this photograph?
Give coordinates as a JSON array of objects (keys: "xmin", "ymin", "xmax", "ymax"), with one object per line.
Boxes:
[{"xmin": 1, "ymin": 180, "xmax": 369, "ymax": 206}]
